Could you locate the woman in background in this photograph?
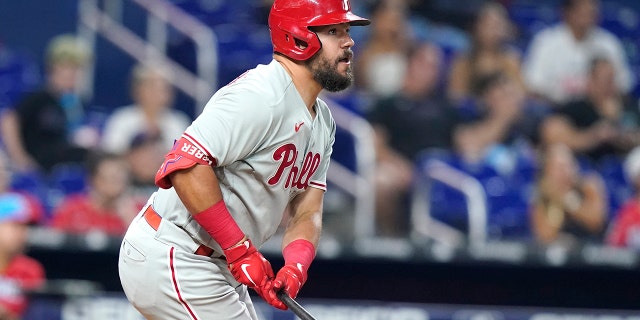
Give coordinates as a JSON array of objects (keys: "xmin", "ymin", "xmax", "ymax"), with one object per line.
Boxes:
[
  {"xmin": 530, "ymin": 144, "xmax": 607, "ymax": 245},
  {"xmin": 447, "ymin": 1, "xmax": 524, "ymax": 103}
]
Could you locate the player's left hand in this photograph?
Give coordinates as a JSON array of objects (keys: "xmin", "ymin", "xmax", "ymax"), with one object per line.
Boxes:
[
  {"xmin": 223, "ymin": 238, "xmax": 286, "ymax": 309},
  {"xmin": 273, "ymin": 263, "xmax": 307, "ymax": 299},
  {"xmin": 224, "ymin": 239, "xmax": 273, "ymax": 289},
  {"xmin": 259, "ymin": 283, "xmax": 287, "ymax": 310}
]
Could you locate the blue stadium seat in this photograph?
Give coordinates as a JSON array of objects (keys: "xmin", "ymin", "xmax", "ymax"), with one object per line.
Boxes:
[
  {"xmin": 48, "ymin": 163, "xmax": 87, "ymax": 196},
  {"xmin": 173, "ymin": 0, "xmax": 262, "ymax": 25},
  {"xmin": 331, "ymin": 127, "xmax": 358, "ymax": 172},
  {"xmin": 428, "ymin": 179, "xmax": 470, "ymax": 232},
  {"xmin": 598, "ymin": 155, "xmax": 633, "ymax": 220},
  {"xmin": 414, "ymin": 151, "xmax": 535, "ymax": 240},
  {"xmin": 0, "ymin": 46, "xmax": 41, "ymax": 109},
  {"xmin": 507, "ymin": 0, "xmax": 559, "ymax": 49},
  {"xmin": 10, "ymin": 170, "xmax": 50, "ymax": 219},
  {"xmin": 10, "ymin": 170, "xmax": 48, "ymax": 200},
  {"xmin": 413, "ymin": 151, "xmax": 473, "ymax": 233},
  {"xmin": 212, "ymin": 23, "xmax": 273, "ymax": 85}
]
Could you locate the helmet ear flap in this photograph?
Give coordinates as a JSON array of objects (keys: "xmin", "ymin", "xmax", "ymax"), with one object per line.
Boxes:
[{"xmin": 271, "ymin": 20, "xmax": 322, "ymax": 61}]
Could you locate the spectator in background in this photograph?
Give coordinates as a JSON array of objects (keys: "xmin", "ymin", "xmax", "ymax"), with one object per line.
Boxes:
[
  {"xmin": 100, "ymin": 61, "xmax": 191, "ymax": 155},
  {"xmin": 367, "ymin": 43, "xmax": 458, "ymax": 236},
  {"xmin": 0, "ymin": 150, "xmax": 44, "ymax": 226},
  {"xmin": 531, "ymin": 144, "xmax": 607, "ymax": 246},
  {"xmin": 0, "ymin": 34, "xmax": 94, "ymax": 173},
  {"xmin": 606, "ymin": 146, "xmax": 640, "ymax": 249},
  {"xmin": 522, "ymin": 0, "xmax": 634, "ymax": 106},
  {"xmin": 454, "ymin": 72, "xmax": 545, "ymax": 175},
  {"xmin": 447, "ymin": 1, "xmax": 525, "ymax": 104},
  {"xmin": 355, "ymin": 0, "xmax": 413, "ymax": 100},
  {"xmin": 0, "ymin": 151, "xmax": 45, "ymax": 319},
  {"xmin": 50, "ymin": 151, "xmax": 140, "ymax": 236},
  {"xmin": 540, "ymin": 58, "xmax": 640, "ymax": 165},
  {"xmin": 125, "ymin": 132, "xmax": 165, "ymax": 202}
]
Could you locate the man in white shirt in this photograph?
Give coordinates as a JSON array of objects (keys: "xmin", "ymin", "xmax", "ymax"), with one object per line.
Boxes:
[{"xmin": 522, "ymin": 0, "xmax": 634, "ymax": 106}]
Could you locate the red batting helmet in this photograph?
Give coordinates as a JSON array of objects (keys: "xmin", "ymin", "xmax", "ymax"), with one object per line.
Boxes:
[{"xmin": 269, "ymin": 0, "xmax": 371, "ymax": 61}]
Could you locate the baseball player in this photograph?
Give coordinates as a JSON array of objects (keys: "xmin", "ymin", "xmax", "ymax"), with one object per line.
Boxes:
[{"xmin": 117, "ymin": 0, "xmax": 370, "ymax": 319}]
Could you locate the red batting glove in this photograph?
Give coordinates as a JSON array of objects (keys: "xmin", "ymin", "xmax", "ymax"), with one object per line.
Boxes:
[
  {"xmin": 273, "ymin": 239, "xmax": 315, "ymax": 301},
  {"xmin": 224, "ymin": 238, "xmax": 285, "ymax": 309},
  {"xmin": 274, "ymin": 264, "xmax": 306, "ymax": 299}
]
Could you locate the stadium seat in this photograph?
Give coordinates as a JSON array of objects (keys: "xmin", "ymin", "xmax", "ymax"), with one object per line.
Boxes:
[
  {"xmin": 0, "ymin": 46, "xmax": 41, "ymax": 109},
  {"xmin": 413, "ymin": 150, "xmax": 535, "ymax": 240},
  {"xmin": 598, "ymin": 155, "xmax": 633, "ymax": 219},
  {"xmin": 48, "ymin": 163, "xmax": 87, "ymax": 196},
  {"xmin": 10, "ymin": 170, "xmax": 48, "ymax": 200},
  {"xmin": 211, "ymin": 23, "xmax": 273, "ymax": 85},
  {"xmin": 332, "ymin": 127, "xmax": 358, "ymax": 172}
]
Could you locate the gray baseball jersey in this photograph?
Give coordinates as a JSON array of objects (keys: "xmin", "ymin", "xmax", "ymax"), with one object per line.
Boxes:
[
  {"xmin": 153, "ymin": 59, "xmax": 335, "ymax": 252},
  {"xmin": 119, "ymin": 59, "xmax": 335, "ymax": 319}
]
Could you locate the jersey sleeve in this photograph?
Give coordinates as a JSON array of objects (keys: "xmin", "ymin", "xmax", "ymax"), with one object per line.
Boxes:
[
  {"xmin": 185, "ymin": 87, "xmax": 274, "ymax": 167},
  {"xmin": 308, "ymin": 104, "xmax": 336, "ymax": 191}
]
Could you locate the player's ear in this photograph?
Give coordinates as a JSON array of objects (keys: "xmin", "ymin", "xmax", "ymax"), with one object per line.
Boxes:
[{"xmin": 294, "ymin": 38, "xmax": 309, "ymax": 50}]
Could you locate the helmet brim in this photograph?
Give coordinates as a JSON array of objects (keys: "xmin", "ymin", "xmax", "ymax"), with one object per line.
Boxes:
[{"xmin": 307, "ymin": 12, "xmax": 371, "ymax": 27}]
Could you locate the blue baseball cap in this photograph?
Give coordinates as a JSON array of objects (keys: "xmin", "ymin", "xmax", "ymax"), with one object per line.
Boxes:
[{"xmin": 0, "ymin": 193, "xmax": 31, "ymax": 224}]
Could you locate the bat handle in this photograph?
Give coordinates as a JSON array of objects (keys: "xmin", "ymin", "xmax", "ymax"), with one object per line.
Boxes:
[{"xmin": 276, "ymin": 290, "xmax": 317, "ymax": 320}]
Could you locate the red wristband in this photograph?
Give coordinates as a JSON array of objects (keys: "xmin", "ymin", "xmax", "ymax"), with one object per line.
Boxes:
[
  {"xmin": 283, "ymin": 239, "xmax": 315, "ymax": 272},
  {"xmin": 193, "ymin": 200, "xmax": 244, "ymax": 249}
]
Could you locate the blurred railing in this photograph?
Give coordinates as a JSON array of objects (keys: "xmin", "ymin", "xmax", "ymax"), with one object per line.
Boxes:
[
  {"xmin": 325, "ymin": 98, "xmax": 377, "ymax": 240},
  {"xmin": 77, "ymin": 0, "xmax": 217, "ymax": 113},
  {"xmin": 411, "ymin": 158, "xmax": 488, "ymax": 247}
]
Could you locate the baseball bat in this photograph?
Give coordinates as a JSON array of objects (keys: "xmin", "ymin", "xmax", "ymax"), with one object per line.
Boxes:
[{"xmin": 276, "ymin": 290, "xmax": 317, "ymax": 320}]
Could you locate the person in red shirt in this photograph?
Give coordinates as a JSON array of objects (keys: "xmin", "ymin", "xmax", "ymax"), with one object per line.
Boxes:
[
  {"xmin": 606, "ymin": 147, "xmax": 640, "ymax": 248},
  {"xmin": 0, "ymin": 150, "xmax": 46, "ymax": 319},
  {"xmin": 51, "ymin": 151, "xmax": 142, "ymax": 236}
]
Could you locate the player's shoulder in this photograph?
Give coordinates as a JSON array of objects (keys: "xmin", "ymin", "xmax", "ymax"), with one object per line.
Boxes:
[
  {"xmin": 205, "ymin": 60, "xmax": 296, "ymax": 117},
  {"xmin": 221, "ymin": 60, "xmax": 290, "ymax": 99}
]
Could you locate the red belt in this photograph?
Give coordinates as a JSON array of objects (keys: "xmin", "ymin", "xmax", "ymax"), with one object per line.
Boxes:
[{"xmin": 143, "ymin": 206, "xmax": 214, "ymax": 257}]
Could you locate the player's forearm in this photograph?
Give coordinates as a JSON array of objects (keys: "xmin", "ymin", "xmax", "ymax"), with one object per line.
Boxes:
[
  {"xmin": 171, "ymin": 164, "xmax": 246, "ymax": 249},
  {"xmin": 282, "ymin": 210, "xmax": 322, "ymax": 249},
  {"xmin": 170, "ymin": 164, "xmax": 224, "ymax": 213},
  {"xmin": 282, "ymin": 188, "xmax": 325, "ymax": 249}
]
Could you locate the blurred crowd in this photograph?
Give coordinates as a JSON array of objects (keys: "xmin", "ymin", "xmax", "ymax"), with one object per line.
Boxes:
[
  {"xmin": 0, "ymin": 0, "xmax": 640, "ymax": 316},
  {"xmin": 0, "ymin": 32, "xmax": 192, "ymax": 318},
  {"xmin": 352, "ymin": 0, "xmax": 640, "ymax": 248}
]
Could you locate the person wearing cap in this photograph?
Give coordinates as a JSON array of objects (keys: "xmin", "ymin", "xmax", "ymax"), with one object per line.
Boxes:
[{"xmin": 0, "ymin": 150, "xmax": 46, "ymax": 319}]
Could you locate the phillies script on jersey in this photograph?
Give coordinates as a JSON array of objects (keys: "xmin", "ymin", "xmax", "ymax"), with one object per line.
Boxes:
[{"xmin": 268, "ymin": 143, "xmax": 321, "ymax": 190}]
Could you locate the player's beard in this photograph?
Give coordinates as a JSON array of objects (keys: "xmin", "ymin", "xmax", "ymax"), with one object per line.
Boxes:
[{"xmin": 306, "ymin": 50, "xmax": 353, "ymax": 92}]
